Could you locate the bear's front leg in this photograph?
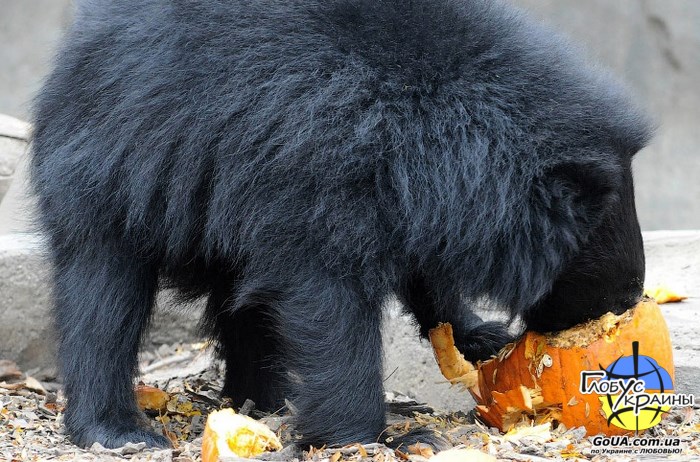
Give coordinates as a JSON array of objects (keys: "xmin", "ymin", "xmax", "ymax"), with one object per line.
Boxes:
[{"xmin": 399, "ymin": 273, "xmax": 514, "ymax": 362}]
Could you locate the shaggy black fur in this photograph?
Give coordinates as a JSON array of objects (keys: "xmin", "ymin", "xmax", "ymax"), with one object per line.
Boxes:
[{"xmin": 30, "ymin": 0, "xmax": 651, "ymax": 450}]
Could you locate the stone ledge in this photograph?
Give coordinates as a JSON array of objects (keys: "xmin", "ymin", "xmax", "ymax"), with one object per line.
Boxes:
[
  {"xmin": 0, "ymin": 234, "xmax": 201, "ymax": 379},
  {"xmin": 0, "ymin": 114, "xmax": 31, "ymax": 141}
]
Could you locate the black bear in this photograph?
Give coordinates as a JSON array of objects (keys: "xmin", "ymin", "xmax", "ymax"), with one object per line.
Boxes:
[{"xmin": 30, "ymin": 0, "xmax": 651, "ymax": 450}]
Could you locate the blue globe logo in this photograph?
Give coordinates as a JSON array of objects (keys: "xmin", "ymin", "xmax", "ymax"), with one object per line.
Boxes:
[{"xmin": 599, "ymin": 341, "xmax": 674, "ymax": 431}]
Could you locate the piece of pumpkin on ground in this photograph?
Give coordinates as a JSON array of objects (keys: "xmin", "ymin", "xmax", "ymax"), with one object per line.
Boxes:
[
  {"xmin": 429, "ymin": 298, "xmax": 675, "ymax": 436},
  {"xmin": 135, "ymin": 384, "xmax": 170, "ymax": 412},
  {"xmin": 201, "ymin": 408, "xmax": 282, "ymax": 461},
  {"xmin": 644, "ymin": 285, "xmax": 687, "ymax": 304}
]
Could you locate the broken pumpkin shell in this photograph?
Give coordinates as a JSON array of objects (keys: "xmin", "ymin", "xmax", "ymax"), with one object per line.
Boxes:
[
  {"xmin": 429, "ymin": 298, "xmax": 675, "ymax": 436},
  {"xmin": 201, "ymin": 408, "xmax": 282, "ymax": 461}
]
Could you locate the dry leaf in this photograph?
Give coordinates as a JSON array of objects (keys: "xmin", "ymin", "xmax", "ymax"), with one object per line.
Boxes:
[
  {"xmin": 163, "ymin": 427, "xmax": 179, "ymax": 448},
  {"xmin": 0, "ymin": 360, "xmax": 22, "ymax": 381},
  {"xmin": 561, "ymin": 443, "xmax": 583, "ymax": 459},
  {"xmin": 357, "ymin": 443, "xmax": 368, "ymax": 458},
  {"xmin": 504, "ymin": 422, "xmax": 552, "ymax": 444},
  {"xmin": 0, "ymin": 381, "xmax": 25, "ymax": 391},
  {"xmin": 407, "ymin": 443, "xmax": 434, "ymax": 458}
]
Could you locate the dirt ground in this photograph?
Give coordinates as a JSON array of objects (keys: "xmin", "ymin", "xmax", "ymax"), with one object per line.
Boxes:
[{"xmin": 2, "ymin": 340, "xmax": 700, "ymax": 462}]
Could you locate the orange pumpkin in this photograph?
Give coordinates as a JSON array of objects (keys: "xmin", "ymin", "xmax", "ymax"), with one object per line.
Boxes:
[
  {"xmin": 201, "ymin": 408, "xmax": 282, "ymax": 462},
  {"xmin": 429, "ymin": 299, "xmax": 675, "ymax": 436}
]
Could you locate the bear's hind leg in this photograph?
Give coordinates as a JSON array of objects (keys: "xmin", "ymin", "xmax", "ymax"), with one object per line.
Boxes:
[
  {"xmin": 274, "ymin": 271, "xmax": 386, "ymax": 447},
  {"xmin": 53, "ymin": 245, "xmax": 169, "ymax": 448},
  {"xmin": 203, "ymin": 282, "xmax": 287, "ymax": 413}
]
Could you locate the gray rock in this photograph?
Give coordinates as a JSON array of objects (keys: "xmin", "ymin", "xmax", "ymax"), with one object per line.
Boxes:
[
  {"xmin": 0, "ymin": 234, "xmax": 53, "ymax": 375},
  {"xmin": 0, "ymin": 234, "xmax": 202, "ymax": 375},
  {"xmin": 0, "ymin": 114, "xmax": 29, "ymax": 205}
]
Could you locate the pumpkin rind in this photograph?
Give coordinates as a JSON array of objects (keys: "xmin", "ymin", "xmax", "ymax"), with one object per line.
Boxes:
[{"xmin": 431, "ymin": 299, "xmax": 675, "ymax": 435}]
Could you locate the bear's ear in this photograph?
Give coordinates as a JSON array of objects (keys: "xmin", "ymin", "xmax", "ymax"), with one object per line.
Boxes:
[{"xmin": 533, "ymin": 158, "xmax": 623, "ymax": 242}]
